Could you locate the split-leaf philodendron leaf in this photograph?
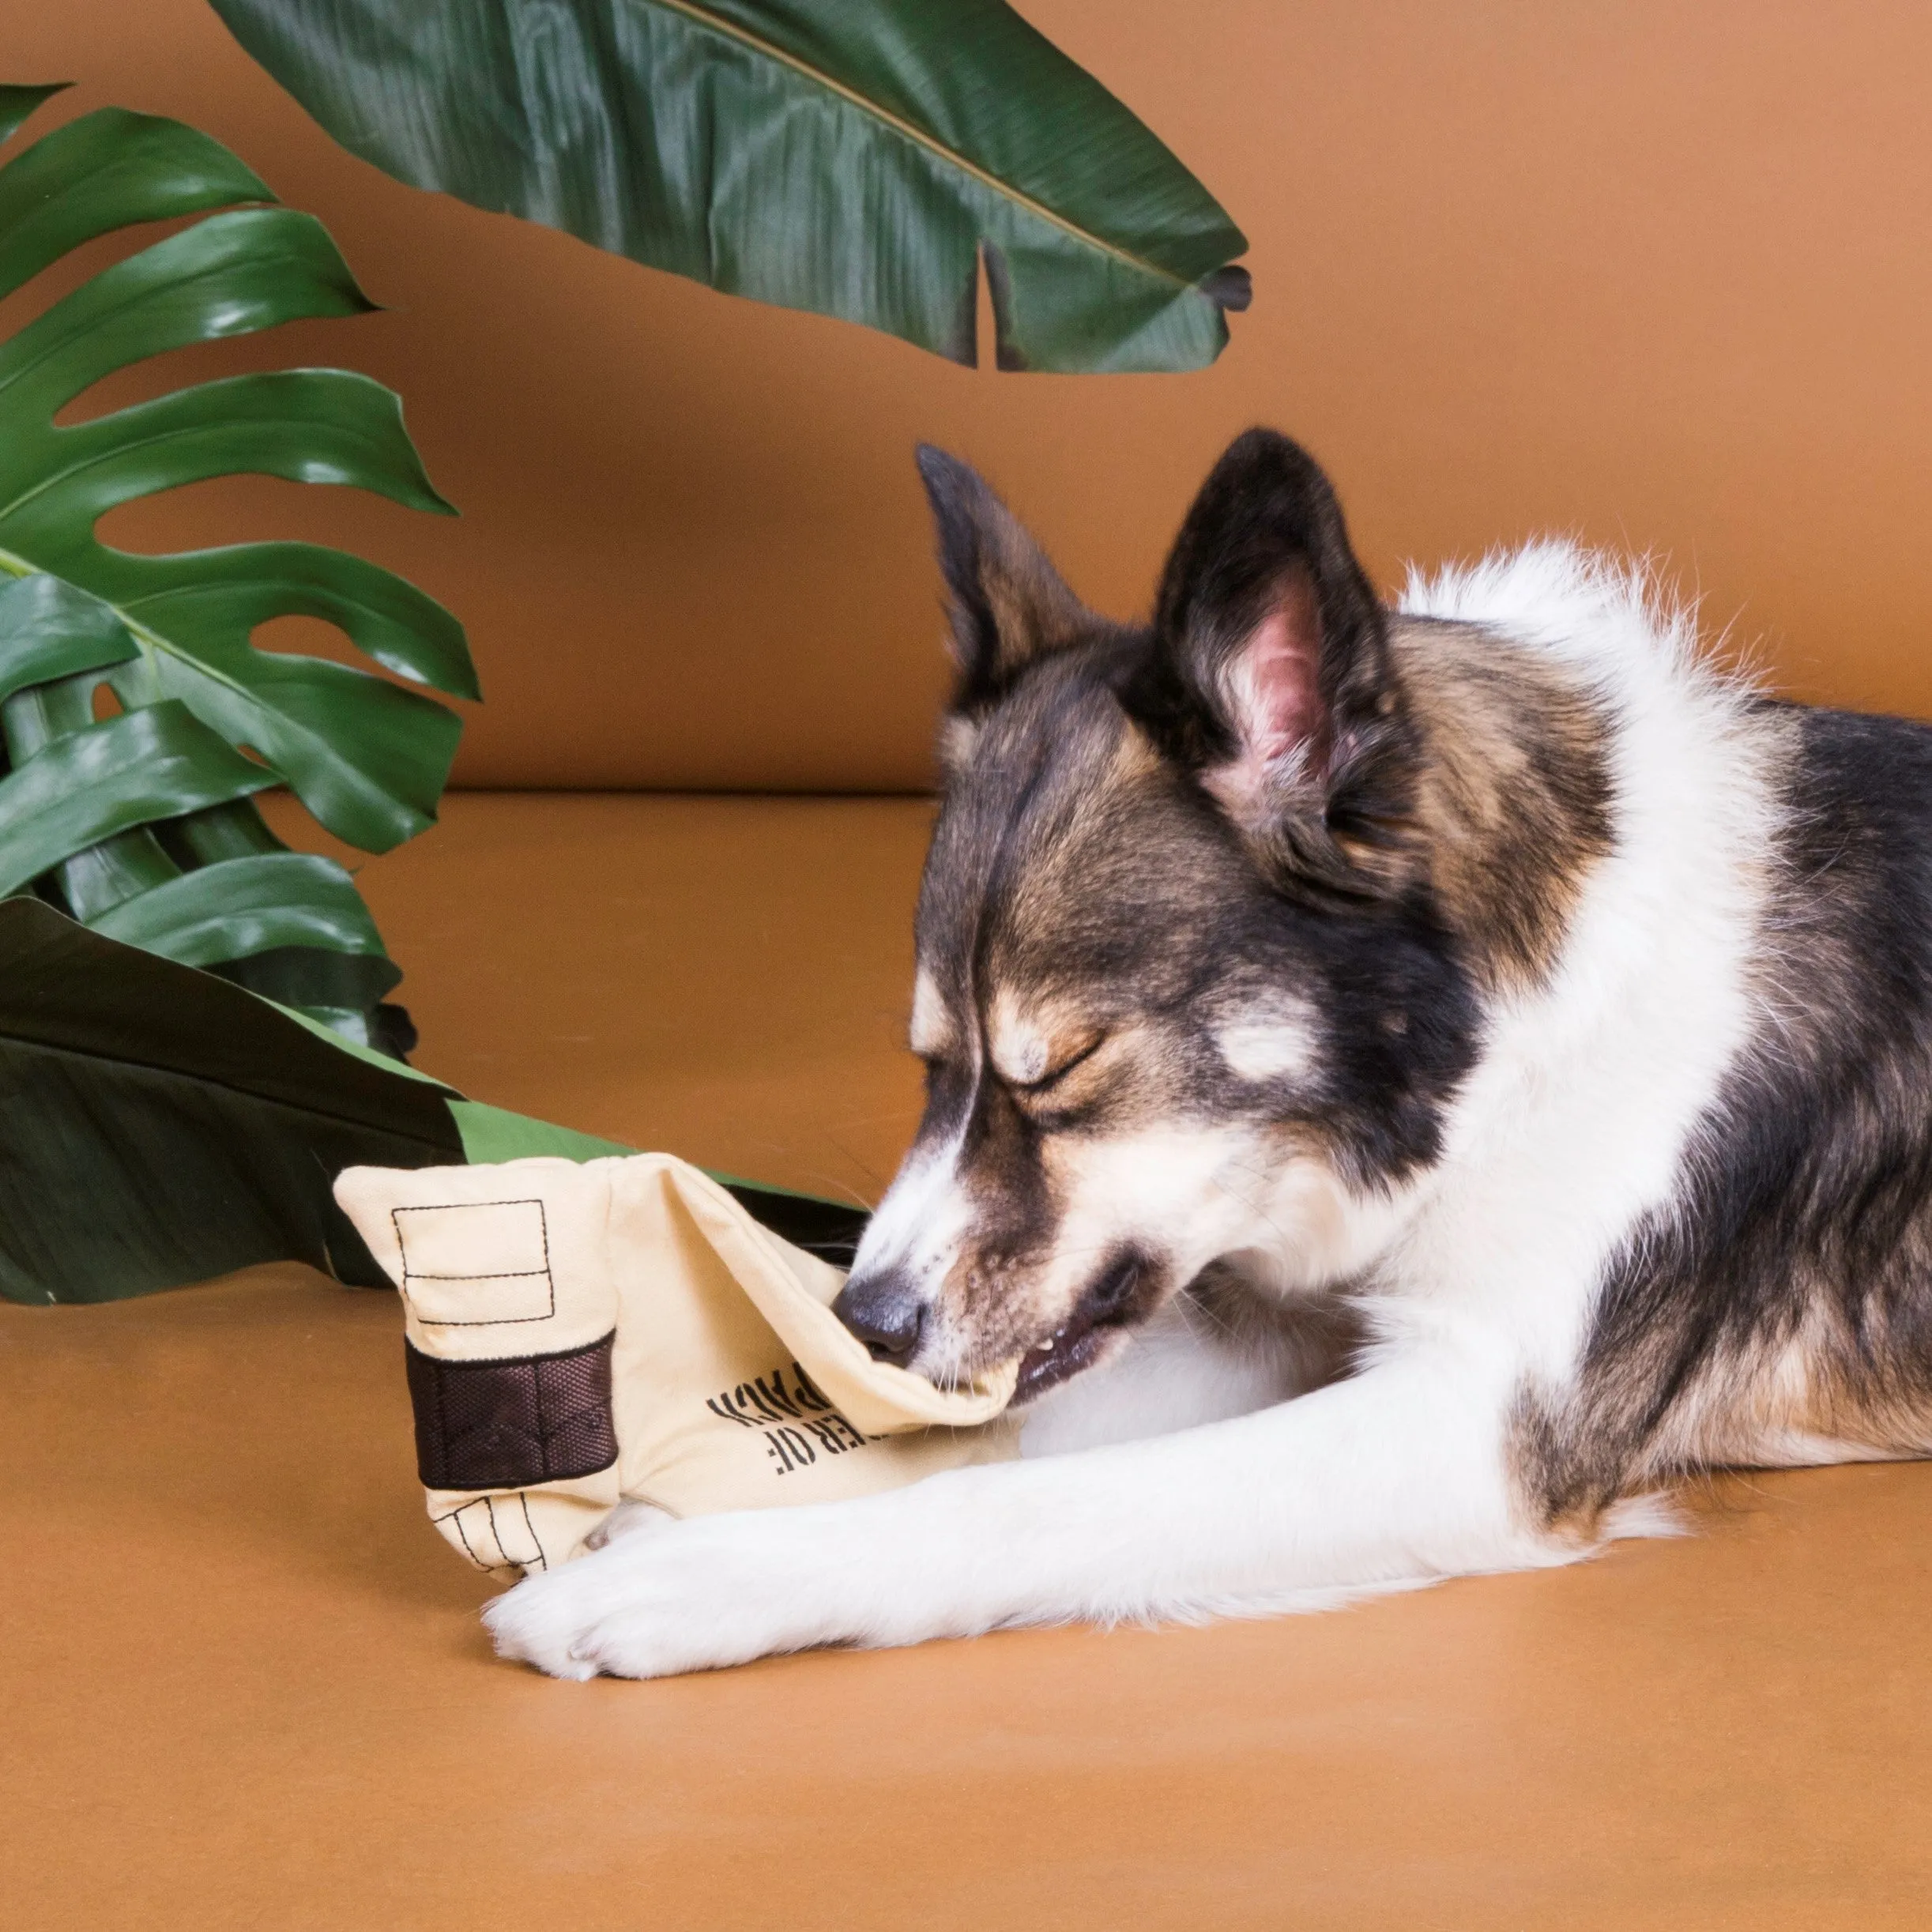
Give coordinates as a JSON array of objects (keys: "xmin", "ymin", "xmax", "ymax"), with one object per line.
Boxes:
[
  {"xmin": 207, "ymin": 0, "xmax": 1252, "ymax": 372},
  {"xmin": 0, "ymin": 84, "xmax": 476, "ymax": 1052},
  {"xmin": 0, "ymin": 898, "xmax": 868, "ymax": 1304}
]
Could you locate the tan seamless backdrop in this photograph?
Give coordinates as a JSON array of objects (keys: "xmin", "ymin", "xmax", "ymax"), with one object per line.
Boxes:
[{"xmin": 9, "ymin": 0, "xmax": 1932, "ymax": 792}]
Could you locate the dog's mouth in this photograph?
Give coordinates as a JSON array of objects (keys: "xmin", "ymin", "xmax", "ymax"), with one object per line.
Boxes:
[{"xmin": 1012, "ymin": 1251, "xmax": 1154, "ymax": 1404}]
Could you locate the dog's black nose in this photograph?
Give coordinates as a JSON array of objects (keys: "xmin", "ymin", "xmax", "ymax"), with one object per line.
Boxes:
[{"xmin": 831, "ymin": 1270, "xmax": 925, "ymax": 1366}]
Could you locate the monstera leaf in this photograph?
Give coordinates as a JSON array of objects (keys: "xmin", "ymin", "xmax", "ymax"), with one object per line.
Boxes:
[
  {"xmin": 0, "ymin": 83, "xmax": 476, "ymax": 1052},
  {"xmin": 208, "ymin": 0, "xmax": 1251, "ymax": 372}
]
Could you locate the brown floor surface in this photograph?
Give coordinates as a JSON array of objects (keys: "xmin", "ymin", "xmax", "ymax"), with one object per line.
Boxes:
[
  {"xmin": 6, "ymin": 795, "xmax": 1932, "ymax": 1929},
  {"xmin": 296, "ymin": 790, "xmax": 940, "ymax": 1208}
]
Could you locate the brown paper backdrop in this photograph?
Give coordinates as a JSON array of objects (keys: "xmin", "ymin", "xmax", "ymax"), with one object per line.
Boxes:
[{"xmin": 10, "ymin": 2, "xmax": 1932, "ymax": 793}]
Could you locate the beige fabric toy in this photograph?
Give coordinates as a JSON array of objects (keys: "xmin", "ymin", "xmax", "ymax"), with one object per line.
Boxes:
[{"xmin": 333, "ymin": 1154, "xmax": 1019, "ymax": 1580}]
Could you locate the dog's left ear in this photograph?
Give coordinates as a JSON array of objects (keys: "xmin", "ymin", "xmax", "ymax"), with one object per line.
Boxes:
[
  {"xmin": 916, "ymin": 444, "xmax": 1095, "ymax": 723},
  {"xmin": 1126, "ymin": 428, "xmax": 1422, "ymax": 898}
]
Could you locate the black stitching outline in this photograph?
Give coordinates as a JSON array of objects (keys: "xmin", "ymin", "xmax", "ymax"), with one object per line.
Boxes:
[
  {"xmin": 405, "ymin": 1269, "xmax": 550, "ymax": 1280},
  {"xmin": 483, "ymin": 1497, "xmax": 526, "ymax": 1572},
  {"xmin": 393, "ymin": 1198, "xmax": 556, "ymax": 1325},
  {"xmin": 433, "ymin": 1496, "xmax": 547, "ymax": 1574},
  {"xmin": 517, "ymin": 1493, "xmax": 547, "ymax": 1572},
  {"xmin": 438, "ymin": 1501, "xmax": 491, "ymax": 1572}
]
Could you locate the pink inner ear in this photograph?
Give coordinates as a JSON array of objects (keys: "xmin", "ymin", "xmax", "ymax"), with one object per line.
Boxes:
[{"xmin": 1205, "ymin": 571, "xmax": 1326, "ymax": 816}]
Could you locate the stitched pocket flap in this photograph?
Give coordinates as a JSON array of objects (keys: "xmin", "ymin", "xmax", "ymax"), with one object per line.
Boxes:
[{"xmin": 395, "ymin": 1198, "xmax": 554, "ymax": 1327}]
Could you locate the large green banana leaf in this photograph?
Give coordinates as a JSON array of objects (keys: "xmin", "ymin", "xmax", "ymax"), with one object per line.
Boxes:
[
  {"xmin": 207, "ymin": 0, "xmax": 1251, "ymax": 372},
  {"xmin": 0, "ymin": 898, "xmax": 869, "ymax": 1304},
  {"xmin": 0, "ymin": 85, "xmax": 477, "ymax": 1053}
]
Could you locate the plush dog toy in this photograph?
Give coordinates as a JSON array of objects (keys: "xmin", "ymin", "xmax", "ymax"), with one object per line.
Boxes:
[{"xmin": 333, "ymin": 1154, "xmax": 1020, "ymax": 1580}]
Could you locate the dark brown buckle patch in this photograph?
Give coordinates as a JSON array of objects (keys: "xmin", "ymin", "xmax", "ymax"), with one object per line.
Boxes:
[{"xmin": 405, "ymin": 1331, "xmax": 619, "ymax": 1490}]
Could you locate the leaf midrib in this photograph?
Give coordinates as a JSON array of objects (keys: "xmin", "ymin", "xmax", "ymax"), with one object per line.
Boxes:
[
  {"xmin": 646, "ymin": 0, "xmax": 1199, "ymax": 294},
  {"xmin": 0, "ymin": 542, "xmax": 258, "ymax": 722}
]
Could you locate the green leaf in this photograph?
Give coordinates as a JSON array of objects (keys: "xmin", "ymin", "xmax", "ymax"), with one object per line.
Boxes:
[
  {"xmin": 0, "ymin": 209, "xmax": 373, "ymax": 420},
  {"xmin": 0, "ymin": 97, "xmax": 476, "ymax": 1043},
  {"xmin": 0, "ymin": 84, "xmax": 70, "ymax": 151},
  {"xmin": 446, "ymin": 1098, "xmax": 635, "ymax": 1162},
  {"xmin": 0, "ymin": 700, "xmax": 277, "ymax": 898},
  {"xmin": 103, "ymin": 624, "xmax": 464, "ymax": 851},
  {"xmin": 0, "ymin": 581, "xmax": 191, "ymax": 921},
  {"xmin": 0, "ymin": 898, "xmax": 464, "ymax": 1303},
  {"xmin": 0, "ymin": 106, "xmax": 274, "ymax": 302},
  {"xmin": 0, "ymin": 571, "xmax": 137, "ymax": 704},
  {"xmin": 208, "ymin": 0, "xmax": 1251, "ymax": 372},
  {"xmin": 211, "ymin": 944, "xmax": 403, "ymax": 1026},
  {"xmin": 22, "ymin": 368, "xmax": 457, "ymax": 518},
  {"xmin": 125, "ymin": 543, "xmax": 476, "ymax": 701},
  {"xmin": 88, "ymin": 850, "xmax": 385, "ymax": 964}
]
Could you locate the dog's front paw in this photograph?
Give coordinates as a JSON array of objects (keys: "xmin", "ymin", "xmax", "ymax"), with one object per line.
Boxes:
[
  {"xmin": 482, "ymin": 1511, "xmax": 845, "ymax": 1680},
  {"xmin": 481, "ymin": 1550, "xmax": 630, "ymax": 1680}
]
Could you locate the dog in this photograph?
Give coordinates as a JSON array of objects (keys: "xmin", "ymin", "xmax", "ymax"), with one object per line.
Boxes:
[{"xmin": 486, "ymin": 427, "xmax": 1932, "ymax": 1679}]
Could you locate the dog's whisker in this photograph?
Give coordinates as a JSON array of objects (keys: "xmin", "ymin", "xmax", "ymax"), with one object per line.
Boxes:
[{"xmin": 797, "ymin": 1174, "xmax": 876, "ymax": 1215}]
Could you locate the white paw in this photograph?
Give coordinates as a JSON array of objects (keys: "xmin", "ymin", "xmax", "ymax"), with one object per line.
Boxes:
[
  {"xmin": 480, "ymin": 1556, "xmax": 612, "ymax": 1680},
  {"xmin": 482, "ymin": 1512, "xmax": 842, "ymax": 1680}
]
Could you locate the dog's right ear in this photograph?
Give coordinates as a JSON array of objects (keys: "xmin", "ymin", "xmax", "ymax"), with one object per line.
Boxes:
[
  {"xmin": 916, "ymin": 446, "xmax": 1093, "ymax": 731},
  {"xmin": 1126, "ymin": 429, "xmax": 1423, "ymax": 899}
]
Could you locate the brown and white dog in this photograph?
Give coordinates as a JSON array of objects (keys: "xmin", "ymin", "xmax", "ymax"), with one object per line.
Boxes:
[{"xmin": 488, "ymin": 429, "xmax": 1932, "ymax": 1678}]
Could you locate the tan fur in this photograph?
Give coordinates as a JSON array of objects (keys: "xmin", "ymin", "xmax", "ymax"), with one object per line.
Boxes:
[
  {"xmin": 985, "ymin": 989, "xmax": 1099, "ymax": 1090},
  {"xmin": 936, "ymin": 713, "xmax": 981, "ymax": 777},
  {"xmin": 986, "ymin": 715, "xmax": 1173, "ymax": 981},
  {"xmin": 1681, "ymin": 1305, "xmax": 1932, "ymax": 1472},
  {"xmin": 910, "ymin": 969, "xmax": 954, "ymax": 1060},
  {"xmin": 960, "ymin": 496, "xmax": 1090, "ymax": 684},
  {"xmin": 1391, "ymin": 617, "xmax": 1616, "ymax": 988},
  {"xmin": 1510, "ymin": 1299, "xmax": 1932, "ymax": 1542}
]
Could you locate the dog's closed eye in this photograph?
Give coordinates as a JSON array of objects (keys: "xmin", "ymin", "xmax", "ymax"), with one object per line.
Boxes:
[
  {"xmin": 989, "ymin": 989, "xmax": 1113, "ymax": 1097},
  {"xmin": 985, "ymin": 993, "xmax": 1108, "ymax": 1098},
  {"xmin": 1007, "ymin": 1034, "xmax": 1104, "ymax": 1096}
]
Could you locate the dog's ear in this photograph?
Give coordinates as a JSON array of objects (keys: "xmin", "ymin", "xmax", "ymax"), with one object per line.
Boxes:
[
  {"xmin": 916, "ymin": 445, "xmax": 1094, "ymax": 725},
  {"xmin": 1127, "ymin": 428, "xmax": 1422, "ymax": 898}
]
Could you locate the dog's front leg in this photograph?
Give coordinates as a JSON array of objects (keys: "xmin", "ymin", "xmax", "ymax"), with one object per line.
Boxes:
[{"xmin": 484, "ymin": 1352, "xmax": 1561, "ymax": 1679}]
